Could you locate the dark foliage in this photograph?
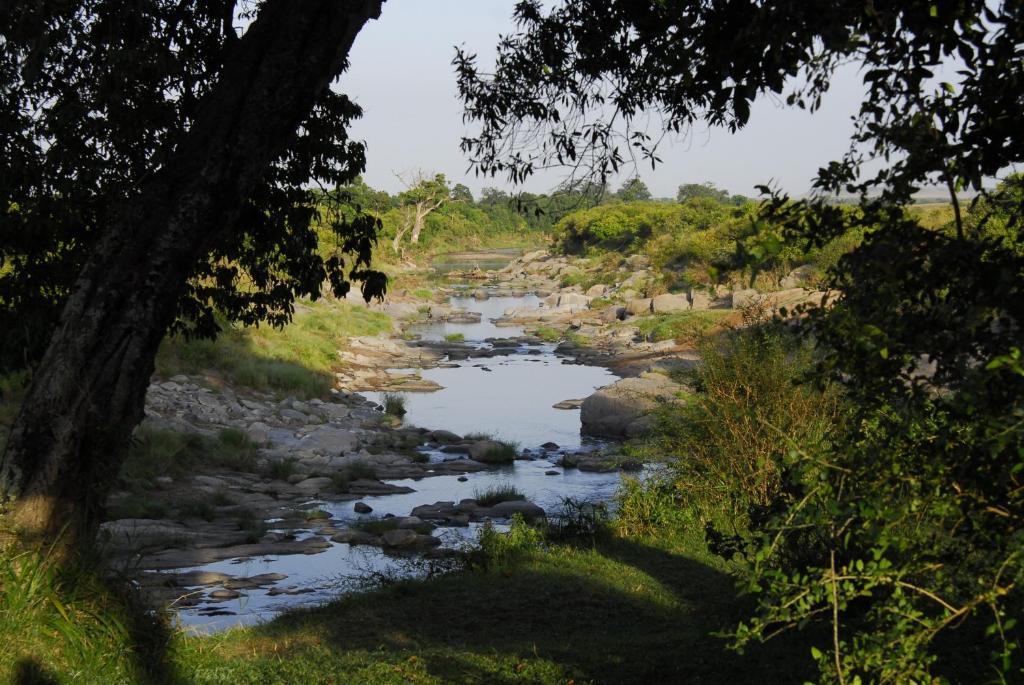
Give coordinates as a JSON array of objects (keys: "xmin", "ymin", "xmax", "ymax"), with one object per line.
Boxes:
[{"xmin": 0, "ymin": 0, "xmax": 385, "ymax": 372}]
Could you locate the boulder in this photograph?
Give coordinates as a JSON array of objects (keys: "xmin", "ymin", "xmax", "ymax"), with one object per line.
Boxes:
[
  {"xmin": 429, "ymin": 429, "xmax": 462, "ymax": 444},
  {"xmin": 490, "ymin": 500, "xmax": 546, "ymax": 521},
  {"xmin": 586, "ymin": 283, "xmax": 608, "ymax": 297},
  {"xmin": 730, "ymin": 288, "xmax": 762, "ymax": 309},
  {"xmin": 558, "ymin": 292, "xmax": 591, "ymax": 309},
  {"xmin": 354, "ymin": 501, "xmax": 373, "ymax": 514},
  {"xmin": 580, "ymin": 373, "xmax": 687, "ymax": 438},
  {"xmin": 296, "ymin": 426, "xmax": 359, "ymax": 454},
  {"xmin": 469, "ymin": 440, "xmax": 514, "ymax": 463},
  {"xmin": 650, "ymin": 293, "xmax": 689, "ymax": 313},
  {"xmin": 599, "ymin": 305, "xmax": 626, "ymax": 323},
  {"xmin": 780, "ymin": 265, "xmax": 818, "ymax": 289},
  {"xmin": 625, "ymin": 298, "xmax": 653, "ymax": 316},
  {"xmin": 381, "ymin": 528, "xmax": 419, "ymax": 547},
  {"xmin": 688, "ymin": 290, "xmax": 713, "ymax": 311}
]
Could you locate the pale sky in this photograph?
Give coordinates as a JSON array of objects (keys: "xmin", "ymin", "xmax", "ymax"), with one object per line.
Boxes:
[{"xmin": 337, "ymin": 0, "xmax": 867, "ymax": 199}]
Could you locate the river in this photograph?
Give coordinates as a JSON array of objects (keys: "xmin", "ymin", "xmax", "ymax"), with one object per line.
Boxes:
[{"xmin": 173, "ymin": 289, "xmax": 623, "ymax": 632}]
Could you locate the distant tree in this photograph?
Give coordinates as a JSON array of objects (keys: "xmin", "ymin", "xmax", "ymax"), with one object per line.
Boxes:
[
  {"xmin": 615, "ymin": 177, "xmax": 652, "ymax": 202},
  {"xmin": 451, "ymin": 183, "xmax": 474, "ymax": 203},
  {"xmin": 340, "ymin": 176, "xmax": 395, "ymax": 214},
  {"xmin": 392, "ymin": 172, "xmax": 451, "ymax": 251},
  {"xmin": 676, "ymin": 182, "xmax": 730, "ymax": 203}
]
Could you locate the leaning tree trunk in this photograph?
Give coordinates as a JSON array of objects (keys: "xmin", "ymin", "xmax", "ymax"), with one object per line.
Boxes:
[
  {"xmin": 0, "ymin": 0, "xmax": 384, "ymax": 551},
  {"xmin": 409, "ymin": 199, "xmax": 443, "ymax": 243}
]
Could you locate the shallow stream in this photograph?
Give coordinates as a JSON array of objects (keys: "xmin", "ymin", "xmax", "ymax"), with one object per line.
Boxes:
[{"xmin": 174, "ymin": 291, "xmax": 623, "ymax": 632}]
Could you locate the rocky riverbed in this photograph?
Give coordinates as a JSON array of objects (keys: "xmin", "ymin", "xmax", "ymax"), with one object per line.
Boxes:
[{"xmin": 109, "ymin": 248, "xmax": 820, "ymax": 628}]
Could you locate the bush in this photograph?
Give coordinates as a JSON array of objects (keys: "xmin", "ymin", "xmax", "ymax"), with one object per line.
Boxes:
[
  {"xmin": 474, "ymin": 515, "xmax": 544, "ymax": 570},
  {"xmin": 635, "ymin": 325, "xmax": 841, "ymax": 525},
  {"xmin": 443, "ymin": 332, "xmax": 465, "ymax": 343},
  {"xmin": 612, "ymin": 477, "xmax": 688, "ymax": 538}
]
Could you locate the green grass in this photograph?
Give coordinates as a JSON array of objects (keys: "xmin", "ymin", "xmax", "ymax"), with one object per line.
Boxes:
[
  {"xmin": 411, "ymin": 288, "xmax": 434, "ymax": 300},
  {"xmin": 472, "ymin": 482, "xmax": 526, "ymax": 507},
  {"xmin": 330, "ymin": 460, "xmax": 377, "ymax": 491},
  {"xmin": 156, "ymin": 298, "xmax": 391, "ymax": 398},
  {"xmin": 532, "ymin": 325, "xmax": 563, "ymax": 342},
  {"xmin": 263, "ymin": 458, "xmax": 299, "ymax": 481},
  {"xmin": 1, "ymin": 486, "xmax": 818, "ymax": 685},
  {"xmin": 381, "ymin": 392, "xmax": 407, "ymax": 417},
  {"xmin": 167, "ymin": 518, "xmax": 813, "ymax": 684},
  {"xmin": 634, "ymin": 309, "xmax": 733, "ymax": 344},
  {"xmin": 442, "ymin": 332, "xmax": 465, "ymax": 343},
  {"xmin": 117, "ymin": 425, "xmax": 259, "ymax": 490}
]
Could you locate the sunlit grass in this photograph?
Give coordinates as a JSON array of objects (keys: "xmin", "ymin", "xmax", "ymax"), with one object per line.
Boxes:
[{"xmin": 156, "ymin": 298, "xmax": 391, "ymax": 398}]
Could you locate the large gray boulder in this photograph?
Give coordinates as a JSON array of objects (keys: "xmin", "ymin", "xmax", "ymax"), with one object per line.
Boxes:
[
  {"xmin": 650, "ymin": 293, "xmax": 689, "ymax": 313},
  {"xmin": 730, "ymin": 288, "xmax": 762, "ymax": 309},
  {"xmin": 469, "ymin": 440, "xmax": 514, "ymax": 463},
  {"xmin": 580, "ymin": 373, "xmax": 687, "ymax": 438},
  {"xmin": 688, "ymin": 290, "xmax": 713, "ymax": 311},
  {"xmin": 489, "ymin": 500, "xmax": 546, "ymax": 521},
  {"xmin": 296, "ymin": 425, "xmax": 359, "ymax": 454},
  {"xmin": 625, "ymin": 298, "xmax": 653, "ymax": 316}
]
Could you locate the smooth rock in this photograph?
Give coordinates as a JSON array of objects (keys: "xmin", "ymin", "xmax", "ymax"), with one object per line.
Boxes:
[
  {"xmin": 354, "ymin": 501, "xmax": 373, "ymax": 514},
  {"xmin": 581, "ymin": 373, "xmax": 687, "ymax": 438},
  {"xmin": 625, "ymin": 298, "xmax": 653, "ymax": 316},
  {"xmin": 650, "ymin": 293, "xmax": 689, "ymax": 313}
]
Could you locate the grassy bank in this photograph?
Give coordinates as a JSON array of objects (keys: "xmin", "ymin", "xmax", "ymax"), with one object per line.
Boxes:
[
  {"xmin": 155, "ymin": 297, "xmax": 391, "ymax": 398},
  {"xmin": 1, "ymin": 514, "xmax": 813, "ymax": 684}
]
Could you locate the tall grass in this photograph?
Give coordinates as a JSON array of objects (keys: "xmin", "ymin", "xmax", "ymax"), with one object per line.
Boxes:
[
  {"xmin": 0, "ymin": 545, "xmax": 165, "ymax": 683},
  {"xmin": 472, "ymin": 482, "xmax": 526, "ymax": 506},
  {"xmin": 381, "ymin": 392, "xmax": 407, "ymax": 417},
  {"xmin": 156, "ymin": 298, "xmax": 391, "ymax": 398},
  {"xmin": 118, "ymin": 425, "xmax": 258, "ymax": 489}
]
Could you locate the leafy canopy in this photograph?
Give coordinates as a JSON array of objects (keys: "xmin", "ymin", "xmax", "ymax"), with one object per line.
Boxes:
[
  {"xmin": 0, "ymin": 0, "xmax": 385, "ymax": 373},
  {"xmin": 458, "ymin": 0, "xmax": 1024, "ymax": 680}
]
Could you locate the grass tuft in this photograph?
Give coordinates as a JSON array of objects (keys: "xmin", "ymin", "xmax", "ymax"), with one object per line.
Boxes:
[
  {"xmin": 473, "ymin": 482, "xmax": 526, "ymax": 507},
  {"xmin": 381, "ymin": 393, "xmax": 407, "ymax": 418}
]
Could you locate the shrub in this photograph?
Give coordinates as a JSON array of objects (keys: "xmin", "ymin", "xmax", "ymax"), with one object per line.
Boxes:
[
  {"xmin": 443, "ymin": 332, "xmax": 465, "ymax": 343},
  {"xmin": 635, "ymin": 325, "xmax": 841, "ymax": 524},
  {"xmin": 612, "ymin": 477, "xmax": 688, "ymax": 538},
  {"xmin": 474, "ymin": 515, "xmax": 544, "ymax": 570}
]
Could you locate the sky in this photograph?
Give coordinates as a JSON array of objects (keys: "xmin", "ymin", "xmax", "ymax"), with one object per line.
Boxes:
[{"xmin": 337, "ymin": 0, "xmax": 867, "ymax": 200}]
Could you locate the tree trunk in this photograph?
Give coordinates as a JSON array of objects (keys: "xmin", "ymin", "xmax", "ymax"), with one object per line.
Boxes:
[
  {"xmin": 410, "ymin": 199, "xmax": 443, "ymax": 244},
  {"xmin": 0, "ymin": 0, "xmax": 384, "ymax": 551}
]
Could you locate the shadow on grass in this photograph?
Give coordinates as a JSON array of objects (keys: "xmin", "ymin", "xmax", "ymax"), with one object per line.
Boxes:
[{"xmin": 242, "ymin": 537, "xmax": 815, "ymax": 684}]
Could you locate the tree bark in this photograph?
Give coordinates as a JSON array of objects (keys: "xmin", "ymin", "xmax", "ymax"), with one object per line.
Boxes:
[
  {"xmin": 0, "ymin": 0, "xmax": 384, "ymax": 550},
  {"xmin": 409, "ymin": 199, "xmax": 443, "ymax": 244}
]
